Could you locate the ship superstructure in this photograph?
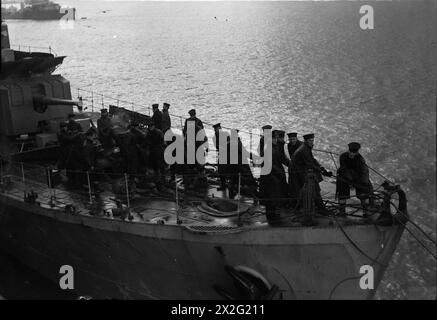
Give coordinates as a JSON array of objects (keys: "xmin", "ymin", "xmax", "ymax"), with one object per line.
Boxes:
[{"xmin": 1, "ymin": 0, "xmax": 75, "ymax": 20}]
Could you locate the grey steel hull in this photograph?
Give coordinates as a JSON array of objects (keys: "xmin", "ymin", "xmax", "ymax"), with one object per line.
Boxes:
[
  {"xmin": 0, "ymin": 194, "xmax": 404, "ymax": 300},
  {"xmin": 2, "ymin": 11, "xmax": 66, "ymax": 20}
]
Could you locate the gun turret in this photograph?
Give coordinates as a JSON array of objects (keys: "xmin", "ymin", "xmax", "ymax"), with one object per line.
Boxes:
[
  {"xmin": 0, "ymin": 75, "xmax": 78, "ymax": 136},
  {"xmin": 33, "ymin": 95, "xmax": 83, "ymax": 113}
]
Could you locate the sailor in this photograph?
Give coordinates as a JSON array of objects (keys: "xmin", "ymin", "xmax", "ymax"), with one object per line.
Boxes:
[
  {"xmin": 183, "ymin": 109, "xmax": 204, "ymax": 137},
  {"xmin": 213, "ymin": 123, "xmax": 230, "ymax": 191},
  {"xmin": 151, "ymin": 103, "xmax": 163, "ymax": 131},
  {"xmin": 258, "ymin": 130, "xmax": 289, "ymax": 224},
  {"xmin": 272, "ymin": 130, "xmax": 290, "ymax": 205},
  {"xmin": 128, "ymin": 120, "xmax": 148, "ymax": 173},
  {"xmin": 286, "ymin": 132, "xmax": 302, "ymax": 199},
  {"xmin": 114, "ymin": 124, "xmax": 140, "ymax": 174},
  {"xmin": 66, "ymin": 113, "xmax": 83, "ymax": 133},
  {"xmin": 223, "ymin": 129, "xmax": 255, "ymax": 198},
  {"xmin": 162, "ymin": 103, "xmax": 171, "ymax": 134},
  {"xmin": 232, "ymin": 131, "xmax": 256, "ymax": 197},
  {"xmin": 258, "ymin": 125, "xmax": 272, "ymax": 157},
  {"xmin": 183, "ymin": 109, "xmax": 207, "ymax": 168},
  {"xmin": 276, "ymin": 130, "xmax": 287, "ymax": 160},
  {"xmin": 65, "ymin": 133, "xmax": 86, "ymax": 186},
  {"xmin": 336, "ymin": 142, "xmax": 374, "ymax": 215},
  {"xmin": 147, "ymin": 121, "xmax": 166, "ymax": 187},
  {"xmin": 80, "ymin": 128, "xmax": 102, "ymax": 191},
  {"xmin": 63, "ymin": 114, "xmax": 85, "ymax": 183},
  {"xmin": 97, "ymin": 108, "xmax": 114, "ymax": 149},
  {"xmin": 289, "ymin": 133, "xmax": 332, "ymax": 211},
  {"xmin": 81, "ymin": 128, "xmax": 98, "ymax": 170},
  {"xmin": 287, "ymin": 132, "xmax": 302, "ymax": 158}
]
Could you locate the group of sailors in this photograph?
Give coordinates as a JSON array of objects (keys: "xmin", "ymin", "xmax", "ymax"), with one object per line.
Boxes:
[
  {"xmin": 57, "ymin": 105, "xmax": 170, "ymax": 190},
  {"xmin": 254, "ymin": 126, "xmax": 374, "ymax": 223},
  {"xmin": 56, "ymin": 105, "xmax": 374, "ymax": 224}
]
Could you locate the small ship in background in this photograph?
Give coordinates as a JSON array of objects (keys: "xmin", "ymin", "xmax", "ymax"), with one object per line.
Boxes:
[{"xmin": 1, "ymin": 0, "xmax": 75, "ymax": 21}]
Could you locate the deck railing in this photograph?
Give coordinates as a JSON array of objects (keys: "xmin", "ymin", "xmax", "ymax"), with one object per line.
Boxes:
[{"xmin": 10, "ymin": 44, "xmax": 57, "ymax": 56}]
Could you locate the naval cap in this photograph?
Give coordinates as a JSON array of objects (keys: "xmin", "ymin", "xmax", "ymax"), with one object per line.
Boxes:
[
  {"xmin": 348, "ymin": 142, "xmax": 361, "ymax": 152},
  {"xmin": 303, "ymin": 133, "xmax": 315, "ymax": 140},
  {"xmin": 262, "ymin": 125, "xmax": 272, "ymax": 130},
  {"xmin": 188, "ymin": 109, "xmax": 196, "ymax": 116},
  {"xmin": 152, "ymin": 103, "xmax": 159, "ymax": 108},
  {"xmin": 287, "ymin": 132, "xmax": 298, "ymax": 137},
  {"xmin": 163, "ymin": 102, "xmax": 170, "ymax": 108}
]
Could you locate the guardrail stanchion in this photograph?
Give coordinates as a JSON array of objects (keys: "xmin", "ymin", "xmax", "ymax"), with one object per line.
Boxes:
[
  {"xmin": 237, "ymin": 172, "xmax": 241, "ymax": 224},
  {"xmin": 86, "ymin": 171, "xmax": 92, "ymax": 204},
  {"xmin": 91, "ymin": 91, "xmax": 94, "ymax": 112},
  {"xmin": 124, "ymin": 173, "xmax": 132, "ymax": 220},
  {"xmin": 175, "ymin": 174, "xmax": 182, "ymax": 224}
]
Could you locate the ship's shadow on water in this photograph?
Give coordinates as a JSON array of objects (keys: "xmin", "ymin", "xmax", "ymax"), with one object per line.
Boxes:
[{"xmin": 0, "ymin": 249, "xmax": 75, "ymax": 300}]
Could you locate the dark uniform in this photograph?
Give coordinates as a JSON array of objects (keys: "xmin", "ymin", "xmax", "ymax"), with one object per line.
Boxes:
[
  {"xmin": 275, "ymin": 130, "xmax": 289, "ymax": 201},
  {"xmin": 148, "ymin": 126, "xmax": 165, "ymax": 172},
  {"xmin": 226, "ymin": 133, "xmax": 256, "ymax": 198},
  {"xmin": 162, "ymin": 103, "xmax": 171, "ymax": 133},
  {"xmin": 259, "ymin": 131, "xmax": 290, "ymax": 222},
  {"xmin": 97, "ymin": 109, "xmax": 114, "ymax": 149},
  {"xmin": 130, "ymin": 125, "xmax": 149, "ymax": 170},
  {"xmin": 64, "ymin": 115, "xmax": 85, "ymax": 184},
  {"xmin": 286, "ymin": 132, "xmax": 302, "ymax": 198},
  {"xmin": 183, "ymin": 110, "xmax": 204, "ymax": 137},
  {"xmin": 81, "ymin": 131, "xmax": 98, "ymax": 171},
  {"xmin": 79, "ymin": 128, "xmax": 104, "ymax": 190},
  {"xmin": 183, "ymin": 109, "xmax": 206, "ymax": 168},
  {"xmin": 257, "ymin": 125, "xmax": 272, "ymax": 157},
  {"xmin": 213, "ymin": 123, "xmax": 230, "ymax": 190},
  {"xmin": 287, "ymin": 138, "xmax": 302, "ymax": 158},
  {"xmin": 336, "ymin": 142, "xmax": 373, "ymax": 205},
  {"xmin": 289, "ymin": 134, "xmax": 327, "ymax": 209},
  {"xmin": 151, "ymin": 104, "xmax": 163, "ymax": 131},
  {"xmin": 114, "ymin": 129, "xmax": 141, "ymax": 174}
]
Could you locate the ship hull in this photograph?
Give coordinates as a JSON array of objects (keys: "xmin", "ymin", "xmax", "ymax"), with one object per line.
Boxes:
[
  {"xmin": 2, "ymin": 10, "xmax": 67, "ymax": 20},
  {"xmin": 0, "ymin": 194, "xmax": 404, "ymax": 300}
]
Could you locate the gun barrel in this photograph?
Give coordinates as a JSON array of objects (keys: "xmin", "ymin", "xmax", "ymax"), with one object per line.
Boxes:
[{"xmin": 33, "ymin": 95, "xmax": 82, "ymax": 107}]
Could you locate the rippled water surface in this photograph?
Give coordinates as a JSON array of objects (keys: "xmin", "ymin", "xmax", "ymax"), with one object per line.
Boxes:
[{"xmin": 2, "ymin": 0, "xmax": 436, "ymax": 299}]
